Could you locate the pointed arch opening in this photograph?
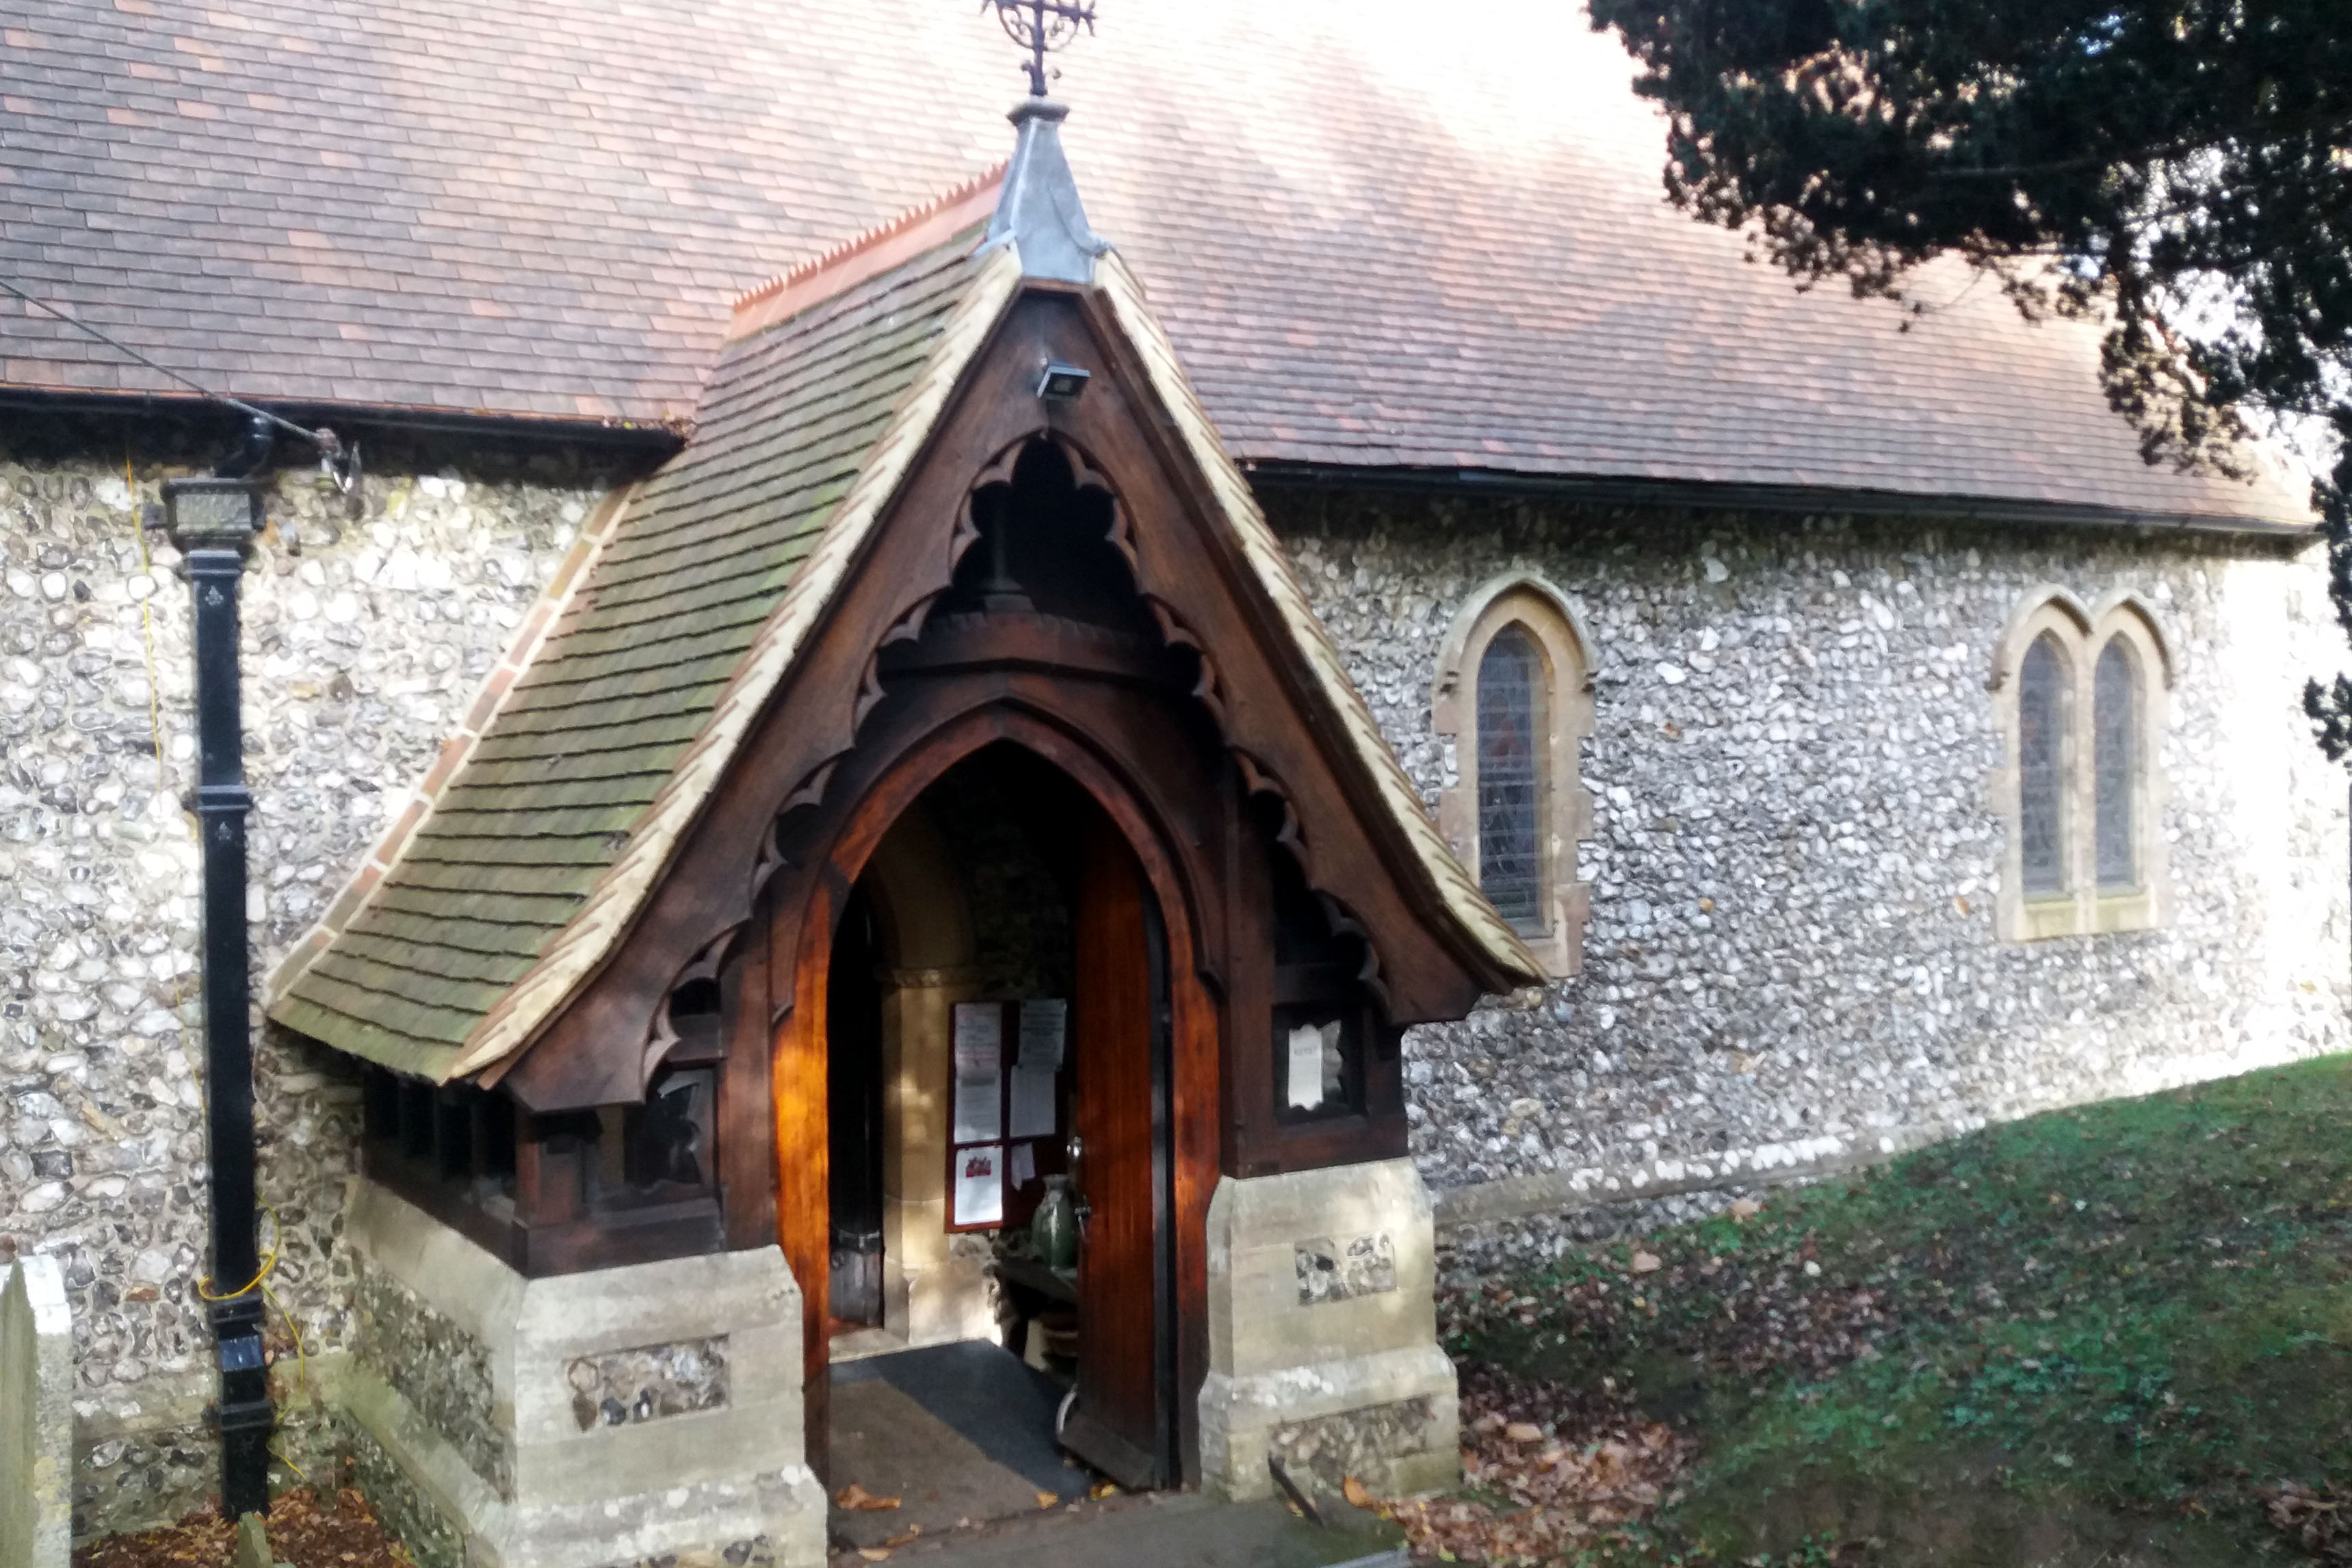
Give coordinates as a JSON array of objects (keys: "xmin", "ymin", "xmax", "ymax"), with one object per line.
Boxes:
[
  {"xmin": 2018, "ymin": 631, "xmax": 2071, "ymax": 898},
  {"xmin": 2093, "ymin": 635, "xmax": 2141, "ymax": 891},
  {"xmin": 1474, "ymin": 625, "xmax": 1547, "ymax": 928},
  {"xmin": 779, "ymin": 715, "xmax": 1208, "ymax": 1495}
]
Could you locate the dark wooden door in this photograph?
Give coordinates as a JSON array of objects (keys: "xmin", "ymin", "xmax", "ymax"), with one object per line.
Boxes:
[{"xmin": 1064, "ymin": 813, "xmax": 1173, "ymax": 1488}]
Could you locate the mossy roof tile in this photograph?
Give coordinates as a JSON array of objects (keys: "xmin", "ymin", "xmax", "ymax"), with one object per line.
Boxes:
[{"xmin": 267, "ymin": 228, "xmax": 992, "ymax": 1077}]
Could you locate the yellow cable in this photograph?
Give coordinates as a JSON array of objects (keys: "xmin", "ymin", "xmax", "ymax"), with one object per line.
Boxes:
[
  {"xmin": 261, "ymin": 1277, "xmax": 310, "ymax": 1402},
  {"xmin": 267, "ymin": 1428, "xmax": 309, "ymax": 1482},
  {"xmin": 193, "ymin": 1203, "xmax": 277, "ymax": 1303},
  {"xmin": 194, "ymin": 1206, "xmax": 311, "ymax": 1400},
  {"xmin": 126, "ymin": 450, "xmax": 194, "ymax": 1036},
  {"xmin": 126, "ymin": 450, "xmax": 168, "ymax": 795}
]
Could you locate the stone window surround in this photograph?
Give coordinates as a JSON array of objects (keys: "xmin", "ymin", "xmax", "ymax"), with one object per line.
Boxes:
[
  {"xmin": 1433, "ymin": 571, "xmax": 1596, "ymax": 977},
  {"xmin": 1989, "ymin": 586, "xmax": 2174, "ymax": 941}
]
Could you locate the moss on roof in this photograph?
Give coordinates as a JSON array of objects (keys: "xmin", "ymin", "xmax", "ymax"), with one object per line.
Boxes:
[{"xmin": 269, "ymin": 231, "xmax": 997, "ymax": 1079}]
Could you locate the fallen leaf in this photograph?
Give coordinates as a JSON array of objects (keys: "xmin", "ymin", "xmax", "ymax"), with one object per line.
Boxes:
[
  {"xmin": 1729, "ymin": 1197, "xmax": 1762, "ymax": 1220},
  {"xmin": 857, "ymin": 1551, "xmax": 891, "ymax": 1563},
  {"xmin": 1504, "ymin": 1421, "xmax": 1545, "ymax": 1443},
  {"xmin": 1630, "ymin": 1250, "xmax": 1662, "ymax": 1274},
  {"xmin": 1343, "ymin": 1475, "xmax": 1374, "ymax": 1508},
  {"xmin": 1036, "ymin": 1490, "xmax": 1059, "ymax": 1508},
  {"xmin": 835, "ymin": 1482, "xmax": 901, "ymax": 1511}
]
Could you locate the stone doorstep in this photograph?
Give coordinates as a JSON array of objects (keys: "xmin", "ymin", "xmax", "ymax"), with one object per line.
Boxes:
[{"xmin": 824, "ymin": 1490, "xmax": 1407, "ymax": 1568}]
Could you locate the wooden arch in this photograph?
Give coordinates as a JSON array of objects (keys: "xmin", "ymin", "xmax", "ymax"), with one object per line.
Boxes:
[{"xmin": 766, "ymin": 695, "xmax": 1220, "ymax": 1480}]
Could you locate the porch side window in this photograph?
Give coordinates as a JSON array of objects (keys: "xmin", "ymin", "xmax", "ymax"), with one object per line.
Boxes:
[
  {"xmin": 1474, "ymin": 625, "xmax": 1545, "ymax": 929},
  {"xmin": 2094, "ymin": 637, "xmax": 2138, "ymax": 890},
  {"xmin": 2018, "ymin": 633, "xmax": 2067, "ymax": 897}
]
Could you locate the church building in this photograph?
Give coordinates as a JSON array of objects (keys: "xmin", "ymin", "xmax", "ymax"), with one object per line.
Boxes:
[{"xmin": 0, "ymin": 3, "xmax": 2342, "ymax": 1564}]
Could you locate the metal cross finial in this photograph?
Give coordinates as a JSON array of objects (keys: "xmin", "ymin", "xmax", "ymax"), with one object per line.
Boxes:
[{"xmin": 984, "ymin": 0, "xmax": 1097, "ymax": 96}]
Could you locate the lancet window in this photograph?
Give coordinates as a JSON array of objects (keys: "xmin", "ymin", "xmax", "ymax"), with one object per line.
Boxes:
[
  {"xmin": 1434, "ymin": 573, "xmax": 1595, "ymax": 976},
  {"xmin": 1994, "ymin": 590, "xmax": 2171, "ymax": 940}
]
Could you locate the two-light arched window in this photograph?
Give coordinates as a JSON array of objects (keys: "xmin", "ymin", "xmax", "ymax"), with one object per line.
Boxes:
[
  {"xmin": 1998, "ymin": 590, "xmax": 2171, "ymax": 939},
  {"xmin": 1434, "ymin": 575, "xmax": 1595, "ymax": 976}
]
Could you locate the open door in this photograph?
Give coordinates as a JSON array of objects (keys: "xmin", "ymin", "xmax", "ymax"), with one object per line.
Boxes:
[{"xmin": 1061, "ymin": 813, "xmax": 1175, "ymax": 1488}]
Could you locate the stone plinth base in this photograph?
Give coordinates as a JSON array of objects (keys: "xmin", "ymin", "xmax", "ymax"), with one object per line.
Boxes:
[
  {"xmin": 345, "ymin": 1182, "xmax": 825, "ymax": 1568},
  {"xmin": 1197, "ymin": 1159, "xmax": 1459, "ymax": 1501}
]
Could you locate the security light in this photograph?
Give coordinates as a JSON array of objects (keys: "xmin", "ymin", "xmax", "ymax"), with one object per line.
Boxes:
[{"xmin": 1037, "ymin": 361, "xmax": 1091, "ymax": 402}]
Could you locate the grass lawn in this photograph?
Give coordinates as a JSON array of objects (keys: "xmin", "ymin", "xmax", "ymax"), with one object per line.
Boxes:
[{"xmin": 1411, "ymin": 1053, "xmax": 2352, "ymax": 1566}]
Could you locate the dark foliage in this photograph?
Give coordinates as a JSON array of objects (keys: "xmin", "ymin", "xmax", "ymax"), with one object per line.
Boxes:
[{"xmin": 1586, "ymin": 1, "xmax": 2352, "ymax": 751}]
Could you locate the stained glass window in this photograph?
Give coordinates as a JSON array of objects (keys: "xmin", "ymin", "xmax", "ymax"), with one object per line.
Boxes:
[
  {"xmin": 2019, "ymin": 634, "xmax": 2066, "ymax": 896},
  {"xmin": 1476, "ymin": 625, "xmax": 1545, "ymax": 929},
  {"xmin": 2095, "ymin": 638, "xmax": 2137, "ymax": 889}
]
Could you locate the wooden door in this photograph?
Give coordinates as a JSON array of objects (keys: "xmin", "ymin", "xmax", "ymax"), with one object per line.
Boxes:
[{"xmin": 1064, "ymin": 813, "xmax": 1173, "ymax": 1488}]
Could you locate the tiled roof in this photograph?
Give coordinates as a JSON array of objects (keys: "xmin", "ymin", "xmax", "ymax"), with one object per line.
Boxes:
[
  {"xmin": 268, "ymin": 222, "xmax": 1008, "ymax": 1078},
  {"xmin": 266, "ymin": 199, "xmax": 1548, "ymax": 1080},
  {"xmin": 0, "ymin": 0, "xmax": 2305, "ymax": 524}
]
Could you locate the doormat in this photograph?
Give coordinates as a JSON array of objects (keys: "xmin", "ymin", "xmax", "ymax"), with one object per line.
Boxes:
[{"xmin": 835, "ymin": 1340, "xmax": 1077, "ymax": 1495}]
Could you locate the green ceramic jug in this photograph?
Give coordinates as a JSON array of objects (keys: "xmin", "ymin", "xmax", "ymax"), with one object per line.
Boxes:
[{"xmin": 1032, "ymin": 1174, "xmax": 1079, "ymax": 1270}]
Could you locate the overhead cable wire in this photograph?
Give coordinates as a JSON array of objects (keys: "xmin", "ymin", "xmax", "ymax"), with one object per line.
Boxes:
[{"xmin": 0, "ymin": 274, "xmax": 343, "ymax": 458}]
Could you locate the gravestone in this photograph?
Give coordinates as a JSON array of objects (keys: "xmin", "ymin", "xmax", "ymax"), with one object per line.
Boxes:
[{"xmin": 2, "ymin": 1255, "xmax": 72, "ymax": 1568}]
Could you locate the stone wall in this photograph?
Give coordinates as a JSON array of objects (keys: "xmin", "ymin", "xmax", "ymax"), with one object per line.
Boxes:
[
  {"xmin": 0, "ymin": 418, "xmax": 622, "ymax": 1535},
  {"xmin": 354, "ymin": 1261, "xmax": 508, "ymax": 1496},
  {"xmin": 1262, "ymin": 488, "xmax": 2352, "ymax": 1262}
]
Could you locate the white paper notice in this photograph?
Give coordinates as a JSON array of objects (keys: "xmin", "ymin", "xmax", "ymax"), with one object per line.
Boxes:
[
  {"xmin": 953, "ymin": 1145, "xmax": 1004, "ymax": 1228},
  {"xmin": 1286, "ymin": 1019, "xmax": 1343, "ymax": 1110},
  {"xmin": 953, "ymin": 1002, "xmax": 1004, "ymax": 1078},
  {"xmin": 1008, "ymin": 1062, "xmax": 1058, "ymax": 1139},
  {"xmin": 1009, "ymin": 1140, "xmax": 1036, "ymax": 1188},
  {"xmin": 952, "ymin": 1071, "xmax": 1002, "ymax": 1144},
  {"xmin": 1017, "ymin": 998, "xmax": 1067, "ymax": 1071},
  {"xmin": 951, "ymin": 1002, "xmax": 1005, "ymax": 1142}
]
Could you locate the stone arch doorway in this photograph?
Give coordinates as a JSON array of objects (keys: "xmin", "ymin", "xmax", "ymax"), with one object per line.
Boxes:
[
  {"xmin": 822, "ymin": 796, "xmax": 984, "ymax": 1355},
  {"xmin": 774, "ymin": 711, "xmax": 1213, "ymax": 1491}
]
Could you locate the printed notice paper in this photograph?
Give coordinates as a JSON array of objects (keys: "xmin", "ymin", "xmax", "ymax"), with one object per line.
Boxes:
[
  {"xmin": 950, "ymin": 1002, "xmax": 1004, "ymax": 1143},
  {"xmin": 953, "ymin": 1145, "xmax": 1004, "ymax": 1228},
  {"xmin": 1008, "ymin": 1062, "xmax": 1057, "ymax": 1139},
  {"xmin": 952, "ymin": 1002, "xmax": 1004, "ymax": 1078},
  {"xmin": 1009, "ymin": 1140, "xmax": 1036, "ymax": 1188},
  {"xmin": 1286, "ymin": 1019, "xmax": 1344, "ymax": 1110},
  {"xmin": 952, "ymin": 1071, "xmax": 1002, "ymax": 1145},
  {"xmin": 1017, "ymin": 998, "xmax": 1067, "ymax": 1071}
]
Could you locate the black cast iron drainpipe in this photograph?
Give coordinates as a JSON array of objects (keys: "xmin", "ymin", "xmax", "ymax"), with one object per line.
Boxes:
[{"xmin": 160, "ymin": 462, "xmax": 274, "ymax": 1521}]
